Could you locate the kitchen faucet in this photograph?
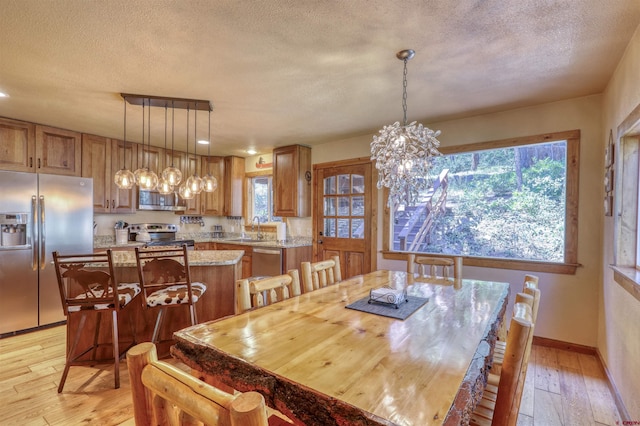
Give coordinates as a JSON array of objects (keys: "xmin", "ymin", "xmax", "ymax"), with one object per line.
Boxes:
[{"xmin": 252, "ymin": 216, "xmax": 263, "ymax": 240}]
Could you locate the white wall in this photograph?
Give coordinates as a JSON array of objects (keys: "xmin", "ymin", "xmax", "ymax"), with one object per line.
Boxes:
[
  {"xmin": 314, "ymin": 94, "xmax": 604, "ymax": 347},
  {"xmin": 601, "ymin": 23, "xmax": 640, "ymax": 419}
]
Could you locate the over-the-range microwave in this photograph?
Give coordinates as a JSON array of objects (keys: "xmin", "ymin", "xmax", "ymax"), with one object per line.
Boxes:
[{"xmin": 138, "ymin": 190, "xmax": 186, "ymax": 211}]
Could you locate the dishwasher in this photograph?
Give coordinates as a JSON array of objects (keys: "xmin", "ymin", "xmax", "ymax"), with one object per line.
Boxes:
[{"xmin": 251, "ymin": 248, "xmax": 283, "ymax": 277}]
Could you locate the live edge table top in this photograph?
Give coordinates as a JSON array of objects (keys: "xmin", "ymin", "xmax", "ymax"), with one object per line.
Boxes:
[{"xmin": 172, "ymin": 270, "xmax": 509, "ymax": 426}]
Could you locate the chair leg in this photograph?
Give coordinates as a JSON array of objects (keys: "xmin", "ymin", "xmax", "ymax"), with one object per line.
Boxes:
[
  {"xmin": 189, "ymin": 305, "xmax": 197, "ymax": 325},
  {"xmin": 111, "ymin": 310, "xmax": 120, "ymax": 389},
  {"xmin": 91, "ymin": 311, "xmax": 102, "ymax": 363},
  {"xmin": 151, "ymin": 308, "xmax": 165, "ymax": 344},
  {"xmin": 58, "ymin": 313, "xmax": 87, "ymax": 393}
]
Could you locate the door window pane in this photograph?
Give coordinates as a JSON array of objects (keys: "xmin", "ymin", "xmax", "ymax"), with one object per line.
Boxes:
[
  {"xmin": 338, "ymin": 174, "xmax": 350, "ymax": 194},
  {"xmin": 351, "ymin": 196, "xmax": 364, "ymax": 216},
  {"xmin": 352, "ymin": 174, "xmax": 364, "ymax": 193},
  {"xmin": 337, "ymin": 197, "xmax": 350, "ymax": 216},
  {"xmin": 324, "ymin": 176, "xmax": 336, "ymax": 195},
  {"xmin": 324, "ymin": 219, "xmax": 336, "ymax": 237},
  {"xmin": 324, "ymin": 196, "xmax": 336, "ymax": 216},
  {"xmin": 352, "ymin": 218, "xmax": 364, "ymax": 238},
  {"xmin": 337, "ymin": 219, "xmax": 350, "ymax": 238}
]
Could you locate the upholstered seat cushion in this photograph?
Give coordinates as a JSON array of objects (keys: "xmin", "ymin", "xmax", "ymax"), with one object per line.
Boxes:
[
  {"xmin": 145, "ymin": 282, "xmax": 207, "ymax": 307},
  {"xmin": 68, "ymin": 283, "xmax": 141, "ymax": 312}
]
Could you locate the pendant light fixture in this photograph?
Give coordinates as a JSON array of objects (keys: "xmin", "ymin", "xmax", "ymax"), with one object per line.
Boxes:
[
  {"xmin": 114, "ymin": 97, "xmax": 135, "ymax": 189},
  {"xmin": 178, "ymin": 106, "xmax": 194, "ymax": 200},
  {"xmin": 371, "ymin": 49, "xmax": 442, "ymax": 207},
  {"xmin": 138, "ymin": 98, "xmax": 158, "ymax": 191},
  {"xmin": 162, "ymin": 101, "xmax": 183, "ymax": 187},
  {"xmin": 185, "ymin": 102, "xmax": 204, "ymax": 194},
  {"xmin": 202, "ymin": 108, "xmax": 218, "ymax": 193},
  {"xmin": 156, "ymin": 104, "xmax": 173, "ymax": 195}
]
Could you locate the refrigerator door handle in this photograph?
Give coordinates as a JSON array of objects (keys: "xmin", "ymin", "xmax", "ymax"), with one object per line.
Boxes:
[
  {"xmin": 39, "ymin": 195, "xmax": 45, "ymax": 269},
  {"xmin": 31, "ymin": 195, "xmax": 38, "ymax": 271}
]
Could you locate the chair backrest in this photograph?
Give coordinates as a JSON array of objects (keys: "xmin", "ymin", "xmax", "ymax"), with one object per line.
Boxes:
[
  {"xmin": 134, "ymin": 245, "xmax": 194, "ymax": 305},
  {"xmin": 236, "ymin": 270, "xmax": 302, "ymax": 313},
  {"xmin": 126, "ymin": 342, "xmax": 268, "ymax": 426},
  {"xmin": 406, "ymin": 254, "xmax": 462, "ymax": 279},
  {"xmin": 493, "ymin": 300, "xmax": 534, "ymax": 426},
  {"xmin": 523, "ymin": 285, "xmax": 541, "ymax": 324},
  {"xmin": 523, "ymin": 274, "xmax": 539, "ymax": 290},
  {"xmin": 300, "ymin": 255, "xmax": 342, "ymax": 293},
  {"xmin": 53, "ymin": 249, "xmax": 125, "ymax": 314}
]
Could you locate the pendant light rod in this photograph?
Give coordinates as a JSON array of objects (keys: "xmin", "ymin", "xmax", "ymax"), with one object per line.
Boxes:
[
  {"xmin": 121, "ymin": 93, "xmax": 212, "ymax": 112},
  {"xmin": 123, "ymin": 97, "xmax": 127, "ymax": 169}
]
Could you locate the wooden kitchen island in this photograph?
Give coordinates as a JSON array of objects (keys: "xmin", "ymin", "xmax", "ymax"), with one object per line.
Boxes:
[{"xmin": 67, "ymin": 250, "xmax": 244, "ymax": 358}]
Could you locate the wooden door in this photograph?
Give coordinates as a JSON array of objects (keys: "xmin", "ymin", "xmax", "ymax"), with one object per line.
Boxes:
[
  {"xmin": 0, "ymin": 117, "xmax": 35, "ymax": 172},
  {"xmin": 35, "ymin": 125, "xmax": 82, "ymax": 176},
  {"xmin": 314, "ymin": 158, "xmax": 374, "ymax": 278},
  {"xmin": 223, "ymin": 156, "xmax": 244, "ymax": 217}
]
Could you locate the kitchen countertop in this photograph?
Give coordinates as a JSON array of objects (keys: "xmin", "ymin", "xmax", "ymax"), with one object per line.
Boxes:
[
  {"xmin": 102, "ymin": 249, "xmax": 245, "ymax": 267},
  {"xmin": 94, "ymin": 234, "xmax": 312, "ymax": 250}
]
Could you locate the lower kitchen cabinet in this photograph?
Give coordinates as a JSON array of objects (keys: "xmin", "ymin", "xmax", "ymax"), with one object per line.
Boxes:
[{"xmin": 215, "ymin": 243, "xmax": 252, "ymax": 278}]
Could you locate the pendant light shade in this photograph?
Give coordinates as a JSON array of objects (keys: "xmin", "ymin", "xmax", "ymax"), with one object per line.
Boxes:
[
  {"xmin": 157, "ymin": 104, "xmax": 174, "ymax": 195},
  {"xmin": 162, "ymin": 101, "xmax": 183, "ymax": 187},
  {"xmin": 202, "ymin": 108, "xmax": 218, "ymax": 193},
  {"xmin": 114, "ymin": 98, "xmax": 135, "ymax": 189}
]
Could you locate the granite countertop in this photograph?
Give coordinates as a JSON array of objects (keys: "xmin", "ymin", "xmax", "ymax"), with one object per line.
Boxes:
[
  {"xmin": 106, "ymin": 249, "xmax": 244, "ymax": 267},
  {"xmin": 94, "ymin": 234, "xmax": 312, "ymax": 250}
]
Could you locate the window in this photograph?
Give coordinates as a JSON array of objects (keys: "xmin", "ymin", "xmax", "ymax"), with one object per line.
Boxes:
[
  {"xmin": 383, "ymin": 130, "xmax": 580, "ymax": 274},
  {"xmin": 249, "ymin": 175, "xmax": 281, "ymax": 223}
]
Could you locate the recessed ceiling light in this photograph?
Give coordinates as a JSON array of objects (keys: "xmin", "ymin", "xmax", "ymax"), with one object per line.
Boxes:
[
  {"xmin": 198, "ymin": 139, "xmax": 209, "ymax": 145},
  {"xmin": 247, "ymin": 149, "xmax": 257, "ymax": 155},
  {"xmin": 0, "ymin": 92, "xmax": 9, "ymax": 98}
]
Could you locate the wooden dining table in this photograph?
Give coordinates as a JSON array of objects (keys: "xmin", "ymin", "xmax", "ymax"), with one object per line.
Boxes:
[{"xmin": 172, "ymin": 270, "xmax": 509, "ymax": 426}]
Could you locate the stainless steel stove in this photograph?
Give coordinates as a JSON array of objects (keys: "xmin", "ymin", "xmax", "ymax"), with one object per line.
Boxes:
[{"xmin": 128, "ymin": 223, "xmax": 195, "ymax": 248}]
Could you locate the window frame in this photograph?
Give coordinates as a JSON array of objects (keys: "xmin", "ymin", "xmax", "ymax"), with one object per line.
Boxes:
[
  {"xmin": 244, "ymin": 170, "xmax": 281, "ymax": 226},
  {"xmin": 381, "ymin": 130, "xmax": 581, "ymax": 274}
]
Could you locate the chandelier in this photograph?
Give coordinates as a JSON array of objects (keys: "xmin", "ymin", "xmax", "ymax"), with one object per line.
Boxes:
[
  {"xmin": 118, "ymin": 94, "xmax": 213, "ymax": 199},
  {"xmin": 371, "ymin": 49, "xmax": 442, "ymax": 207}
]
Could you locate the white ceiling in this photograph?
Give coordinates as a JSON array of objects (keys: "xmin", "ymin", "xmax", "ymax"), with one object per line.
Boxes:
[{"xmin": 1, "ymin": 0, "xmax": 639, "ymax": 157}]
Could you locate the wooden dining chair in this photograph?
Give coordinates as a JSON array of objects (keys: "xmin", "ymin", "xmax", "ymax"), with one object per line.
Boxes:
[
  {"xmin": 470, "ymin": 301, "xmax": 534, "ymax": 426},
  {"xmin": 406, "ymin": 253, "xmax": 462, "ymax": 279},
  {"xmin": 236, "ymin": 270, "xmax": 302, "ymax": 313},
  {"xmin": 126, "ymin": 342, "xmax": 269, "ymax": 426},
  {"xmin": 134, "ymin": 245, "xmax": 207, "ymax": 344},
  {"xmin": 53, "ymin": 249, "xmax": 141, "ymax": 392},
  {"xmin": 300, "ymin": 255, "xmax": 342, "ymax": 293}
]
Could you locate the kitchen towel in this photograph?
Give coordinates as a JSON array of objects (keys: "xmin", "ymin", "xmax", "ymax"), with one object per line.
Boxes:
[{"xmin": 276, "ymin": 222, "xmax": 287, "ymax": 241}]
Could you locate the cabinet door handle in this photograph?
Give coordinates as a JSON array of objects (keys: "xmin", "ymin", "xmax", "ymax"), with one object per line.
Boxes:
[
  {"xmin": 112, "ymin": 200, "xmax": 115, "ymax": 208},
  {"xmin": 29, "ymin": 157, "xmax": 33, "ymax": 168},
  {"xmin": 37, "ymin": 158, "xmax": 41, "ymax": 168}
]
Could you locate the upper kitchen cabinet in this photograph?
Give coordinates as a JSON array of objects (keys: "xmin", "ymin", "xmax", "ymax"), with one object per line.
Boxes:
[
  {"xmin": 273, "ymin": 144, "xmax": 311, "ymax": 217},
  {"xmin": 137, "ymin": 143, "xmax": 163, "ymax": 175},
  {"xmin": 201, "ymin": 156, "xmax": 225, "ymax": 216},
  {"xmin": 223, "ymin": 156, "xmax": 244, "ymax": 217},
  {"xmin": 182, "ymin": 152, "xmax": 202, "ymax": 215},
  {"xmin": 82, "ymin": 134, "xmax": 137, "ymax": 213},
  {"xmin": 35, "ymin": 125, "xmax": 82, "ymax": 176},
  {"xmin": 0, "ymin": 117, "xmax": 35, "ymax": 172}
]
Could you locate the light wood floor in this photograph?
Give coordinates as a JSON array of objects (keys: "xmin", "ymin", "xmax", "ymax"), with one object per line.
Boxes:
[{"xmin": 0, "ymin": 325, "xmax": 623, "ymax": 426}]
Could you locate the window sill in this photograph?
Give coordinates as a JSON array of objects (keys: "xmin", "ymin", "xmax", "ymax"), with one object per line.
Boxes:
[
  {"xmin": 610, "ymin": 265, "xmax": 640, "ymax": 303},
  {"xmin": 381, "ymin": 251, "xmax": 579, "ymax": 274}
]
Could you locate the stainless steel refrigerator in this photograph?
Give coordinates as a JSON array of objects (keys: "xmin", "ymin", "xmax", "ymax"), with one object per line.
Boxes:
[{"xmin": 0, "ymin": 171, "xmax": 93, "ymax": 335}]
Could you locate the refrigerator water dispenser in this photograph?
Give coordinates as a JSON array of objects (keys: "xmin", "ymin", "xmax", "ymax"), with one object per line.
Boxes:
[{"xmin": 0, "ymin": 213, "xmax": 28, "ymax": 247}]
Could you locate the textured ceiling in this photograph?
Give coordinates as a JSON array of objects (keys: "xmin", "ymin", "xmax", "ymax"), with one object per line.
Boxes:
[{"xmin": 0, "ymin": 0, "xmax": 639, "ymax": 157}]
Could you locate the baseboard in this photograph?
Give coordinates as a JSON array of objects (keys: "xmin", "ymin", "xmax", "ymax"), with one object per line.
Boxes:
[
  {"xmin": 532, "ymin": 335, "xmax": 596, "ymax": 355},
  {"xmin": 596, "ymin": 348, "xmax": 631, "ymax": 422},
  {"xmin": 532, "ymin": 336, "xmax": 630, "ymax": 421}
]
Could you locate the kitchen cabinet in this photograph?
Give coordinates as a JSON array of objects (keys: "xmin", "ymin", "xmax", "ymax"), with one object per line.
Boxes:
[
  {"xmin": 182, "ymin": 152, "xmax": 202, "ymax": 215},
  {"xmin": 215, "ymin": 242, "xmax": 252, "ymax": 278},
  {"xmin": 0, "ymin": 117, "xmax": 35, "ymax": 172},
  {"xmin": 137, "ymin": 143, "xmax": 163, "ymax": 175},
  {"xmin": 223, "ymin": 156, "xmax": 245, "ymax": 217},
  {"xmin": 283, "ymin": 245, "xmax": 313, "ymax": 272},
  {"xmin": 35, "ymin": 125, "xmax": 82, "ymax": 176},
  {"xmin": 82, "ymin": 134, "xmax": 137, "ymax": 213},
  {"xmin": 194, "ymin": 242, "xmax": 213, "ymax": 250},
  {"xmin": 200, "ymin": 156, "xmax": 225, "ymax": 216},
  {"xmin": 273, "ymin": 144, "xmax": 311, "ymax": 217}
]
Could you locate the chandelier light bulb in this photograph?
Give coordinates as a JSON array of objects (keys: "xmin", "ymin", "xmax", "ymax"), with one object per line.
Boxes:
[
  {"xmin": 186, "ymin": 174, "xmax": 204, "ymax": 194},
  {"xmin": 202, "ymin": 174, "xmax": 218, "ymax": 193},
  {"xmin": 114, "ymin": 168, "xmax": 135, "ymax": 189},
  {"xmin": 162, "ymin": 166, "xmax": 182, "ymax": 186},
  {"xmin": 156, "ymin": 176, "xmax": 174, "ymax": 194},
  {"xmin": 178, "ymin": 183, "xmax": 194, "ymax": 200}
]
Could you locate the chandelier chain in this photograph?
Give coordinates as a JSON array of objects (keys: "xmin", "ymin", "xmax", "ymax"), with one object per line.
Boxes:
[{"xmin": 402, "ymin": 58, "xmax": 408, "ymax": 126}]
